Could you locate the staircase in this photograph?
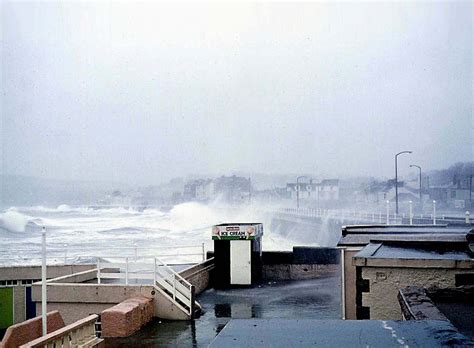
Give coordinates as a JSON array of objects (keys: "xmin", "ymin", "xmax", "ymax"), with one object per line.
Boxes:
[
  {"xmin": 152, "ymin": 257, "xmax": 201, "ymax": 320},
  {"xmin": 96, "ymin": 256, "xmax": 201, "ymax": 320}
]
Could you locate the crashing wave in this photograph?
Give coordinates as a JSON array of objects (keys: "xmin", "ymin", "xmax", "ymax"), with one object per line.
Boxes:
[{"xmin": 0, "ymin": 210, "xmax": 31, "ymax": 232}]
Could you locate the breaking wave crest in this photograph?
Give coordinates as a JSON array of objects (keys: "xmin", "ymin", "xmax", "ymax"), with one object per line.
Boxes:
[
  {"xmin": 0, "ymin": 202, "xmax": 301, "ymax": 265},
  {"xmin": 0, "ymin": 210, "xmax": 31, "ymax": 232}
]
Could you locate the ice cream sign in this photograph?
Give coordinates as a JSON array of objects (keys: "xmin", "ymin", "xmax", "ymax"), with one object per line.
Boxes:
[{"xmin": 212, "ymin": 223, "xmax": 263, "ymax": 240}]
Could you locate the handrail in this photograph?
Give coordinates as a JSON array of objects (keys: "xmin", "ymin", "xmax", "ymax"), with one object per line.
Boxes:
[
  {"xmin": 95, "ymin": 256, "xmax": 194, "ymax": 315},
  {"xmin": 155, "ymin": 256, "xmax": 192, "ymax": 287},
  {"xmin": 20, "ymin": 314, "xmax": 99, "ymax": 347},
  {"xmin": 1, "ymin": 243, "xmax": 207, "ymax": 266},
  {"xmin": 0, "ymin": 253, "xmax": 203, "ymax": 262},
  {"xmin": 9, "ymin": 245, "xmax": 204, "ymax": 252},
  {"xmin": 153, "ymin": 257, "xmax": 194, "ymax": 315}
]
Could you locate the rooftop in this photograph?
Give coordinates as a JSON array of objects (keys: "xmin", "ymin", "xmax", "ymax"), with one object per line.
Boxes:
[
  {"xmin": 338, "ymin": 224, "xmax": 471, "ymax": 247},
  {"xmin": 355, "ymin": 243, "xmax": 472, "ymax": 261}
]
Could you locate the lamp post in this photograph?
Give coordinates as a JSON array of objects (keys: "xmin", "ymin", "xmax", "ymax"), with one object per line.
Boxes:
[
  {"xmin": 409, "ymin": 164, "xmax": 422, "ymax": 213},
  {"xmin": 395, "ymin": 151, "xmax": 412, "ymax": 214},
  {"xmin": 41, "ymin": 227, "xmax": 47, "ymax": 336}
]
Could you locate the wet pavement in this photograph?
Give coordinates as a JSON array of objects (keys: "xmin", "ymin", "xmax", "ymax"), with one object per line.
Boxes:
[
  {"xmin": 104, "ymin": 275, "xmax": 341, "ymax": 347},
  {"xmin": 436, "ymin": 302, "xmax": 474, "ymax": 340}
]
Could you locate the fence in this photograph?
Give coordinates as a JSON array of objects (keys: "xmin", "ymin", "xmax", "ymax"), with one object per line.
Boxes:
[
  {"xmin": 280, "ymin": 205, "xmax": 472, "ymax": 226},
  {"xmin": 0, "ymin": 243, "xmax": 206, "ymax": 266}
]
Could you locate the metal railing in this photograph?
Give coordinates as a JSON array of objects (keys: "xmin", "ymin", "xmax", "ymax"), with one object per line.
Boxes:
[
  {"xmin": 0, "ymin": 243, "xmax": 206, "ymax": 266},
  {"xmin": 96, "ymin": 256, "xmax": 194, "ymax": 316},
  {"xmin": 280, "ymin": 206, "xmax": 473, "ymax": 226},
  {"xmin": 20, "ymin": 314, "xmax": 101, "ymax": 348},
  {"xmin": 153, "ymin": 257, "xmax": 194, "ymax": 316}
]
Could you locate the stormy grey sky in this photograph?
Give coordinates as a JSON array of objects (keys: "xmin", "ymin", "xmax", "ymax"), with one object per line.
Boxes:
[{"xmin": 1, "ymin": 1, "xmax": 473, "ymax": 185}]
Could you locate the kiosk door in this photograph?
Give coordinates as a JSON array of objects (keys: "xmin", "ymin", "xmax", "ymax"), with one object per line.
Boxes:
[{"xmin": 230, "ymin": 240, "xmax": 251, "ymax": 285}]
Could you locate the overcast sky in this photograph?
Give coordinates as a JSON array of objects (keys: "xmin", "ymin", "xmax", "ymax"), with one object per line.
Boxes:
[{"xmin": 1, "ymin": 1, "xmax": 472, "ymax": 185}]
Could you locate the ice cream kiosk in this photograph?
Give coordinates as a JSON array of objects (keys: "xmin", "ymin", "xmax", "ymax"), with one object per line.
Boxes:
[{"xmin": 212, "ymin": 223, "xmax": 263, "ymax": 287}]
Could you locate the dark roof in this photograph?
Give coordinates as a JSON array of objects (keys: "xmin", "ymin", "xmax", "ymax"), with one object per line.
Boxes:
[
  {"xmin": 340, "ymin": 233, "xmax": 468, "ymax": 246},
  {"xmin": 338, "ymin": 224, "xmax": 471, "ymax": 247},
  {"xmin": 355, "ymin": 242, "xmax": 472, "ymax": 261}
]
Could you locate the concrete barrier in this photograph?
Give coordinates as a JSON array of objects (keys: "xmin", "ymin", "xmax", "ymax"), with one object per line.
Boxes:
[
  {"xmin": 101, "ymin": 297, "xmax": 153, "ymax": 338},
  {"xmin": 263, "ymin": 264, "xmax": 340, "ymax": 280},
  {"xmin": 0, "ymin": 265, "xmax": 95, "ymax": 282},
  {"xmin": 1, "ymin": 311, "xmax": 64, "ymax": 348},
  {"xmin": 207, "ymin": 248, "xmax": 340, "ymax": 281},
  {"xmin": 262, "ymin": 248, "xmax": 340, "ymax": 281},
  {"xmin": 32, "ymin": 283, "xmax": 156, "ymax": 325},
  {"xmin": 398, "ymin": 286, "xmax": 449, "ymax": 321},
  {"xmin": 179, "ymin": 258, "xmax": 214, "ymax": 294}
]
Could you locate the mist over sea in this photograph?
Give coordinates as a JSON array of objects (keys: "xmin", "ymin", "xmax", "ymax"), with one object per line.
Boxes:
[{"xmin": 0, "ymin": 203, "xmax": 300, "ymax": 266}]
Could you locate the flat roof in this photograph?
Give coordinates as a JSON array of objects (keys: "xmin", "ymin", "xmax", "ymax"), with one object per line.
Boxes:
[
  {"xmin": 338, "ymin": 233, "xmax": 468, "ymax": 247},
  {"xmin": 356, "ymin": 243, "xmax": 472, "ymax": 260},
  {"xmin": 353, "ymin": 242, "xmax": 474, "ymax": 268},
  {"xmin": 209, "ymin": 319, "xmax": 473, "ymax": 347},
  {"xmin": 337, "ymin": 225, "xmax": 470, "ymax": 247},
  {"xmin": 214, "ymin": 223, "xmax": 262, "ymax": 226}
]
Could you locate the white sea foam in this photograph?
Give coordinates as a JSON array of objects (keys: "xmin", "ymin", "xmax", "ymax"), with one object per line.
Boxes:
[
  {"xmin": 56, "ymin": 204, "xmax": 72, "ymax": 212},
  {"xmin": 0, "ymin": 202, "xmax": 304, "ymax": 265},
  {"xmin": 0, "ymin": 210, "xmax": 31, "ymax": 232}
]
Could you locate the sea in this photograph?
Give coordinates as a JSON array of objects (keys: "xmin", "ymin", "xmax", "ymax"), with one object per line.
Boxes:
[{"xmin": 0, "ymin": 202, "xmax": 298, "ymax": 266}]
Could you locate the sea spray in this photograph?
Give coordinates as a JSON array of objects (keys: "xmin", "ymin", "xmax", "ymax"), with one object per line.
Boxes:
[
  {"xmin": 0, "ymin": 203, "xmax": 304, "ymax": 265},
  {"xmin": 0, "ymin": 210, "xmax": 30, "ymax": 232},
  {"xmin": 169, "ymin": 202, "xmax": 221, "ymax": 232}
]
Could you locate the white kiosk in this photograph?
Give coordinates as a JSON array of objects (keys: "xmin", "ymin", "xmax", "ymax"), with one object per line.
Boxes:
[{"xmin": 212, "ymin": 223, "xmax": 263, "ymax": 287}]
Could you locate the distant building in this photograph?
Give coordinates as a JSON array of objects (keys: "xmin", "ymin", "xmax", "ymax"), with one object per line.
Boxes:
[
  {"xmin": 286, "ymin": 180, "xmax": 316, "ymax": 200},
  {"xmin": 428, "ymin": 186, "xmax": 449, "ymax": 205},
  {"xmin": 357, "ymin": 180, "xmax": 422, "ymax": 206},
  {"xmin": 385, "ymin": 187, "xmax": 419, "ymax": 204},
  {"xmin": 286, "ymin": 179, "xmax": 339, "ymax": 202},
  {"xmin": 183, "ymin": 179, "xmax": 214, "ymax": 202},
  {"xmin": 319, "ymin": 179, "xmax": 339, "ymax": 201},
  {"xmin": 275, "ymin": 187, "xmax": 292, "ymax": 200},
  {"xmin": 447, "ymin": 186, "xmax": 471, "ymax": 209},
  {"xmin": 214, "ymin": 175, "xmax": 251, "ymax": 203},
  {"xmin": 252, "ymin": 187, "xmax": 291, "ymax": 202},
  {"xmin": 428, "ymin": 176, "xmax": 473, "ymax": 209}
]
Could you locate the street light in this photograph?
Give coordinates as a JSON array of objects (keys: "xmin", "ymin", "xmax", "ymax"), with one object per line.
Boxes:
[
  {"xmin": 41, "ymin": 227, "xmax": 47, "ymax": 336},
  {"xmin": 409, "ymin": 164, "xmax": 422, "ymax": 212},
  {"xmin": 296, "ymin": 175, "xmax": 309, "ymax": 210},
  {"xmin": 395, "ymin": 150, "xmax": 412, "ymax": 214}
]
